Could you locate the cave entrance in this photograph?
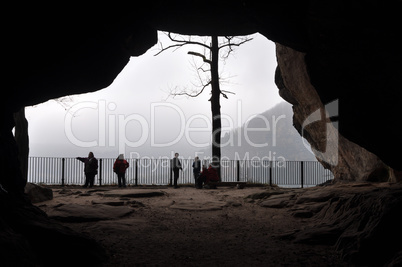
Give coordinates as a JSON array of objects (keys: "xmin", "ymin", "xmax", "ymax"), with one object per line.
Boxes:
[{"xmin": 23, "ymin": 31, "xmax": 321, "ymax": 187}]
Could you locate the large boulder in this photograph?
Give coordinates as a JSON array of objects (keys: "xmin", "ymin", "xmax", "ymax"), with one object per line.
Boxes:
[{"xmin": 24, "ymin": 183, "xmax": 53, "ymax": 203}]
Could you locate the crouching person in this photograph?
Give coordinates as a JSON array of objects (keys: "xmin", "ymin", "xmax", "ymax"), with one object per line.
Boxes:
[
  {"xmin": 196, "ymin": 164, "xmax": 219, "ymax": 189},
  {"xmin": 196, "ymin": 165, "xmax": 208, "ymax": 189}
]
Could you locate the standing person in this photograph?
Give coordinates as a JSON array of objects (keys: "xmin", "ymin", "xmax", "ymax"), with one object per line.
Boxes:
[
  {"xmin": 113, "ymin": 154, "xmax": 129, "ymax": 188},
  {"xmin": 76, "ymin": 152, "xmax": 98, "ymax": 188},
  {"xmin": 172, "ymin": 152, "xmax": 182, "ymax": 188},
  {"xmin": 192, "ymin": 156, "xmax": 201, "ymax": 187}
]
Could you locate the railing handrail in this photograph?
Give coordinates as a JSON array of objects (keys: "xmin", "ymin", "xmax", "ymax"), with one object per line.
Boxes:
[
  {"xmin": 27, "ymin": 157, "xmax": 334, "ymax": 188},
  {"xmin": 28, "ymin": 156, "xmax": 321, "ymax": 162}
]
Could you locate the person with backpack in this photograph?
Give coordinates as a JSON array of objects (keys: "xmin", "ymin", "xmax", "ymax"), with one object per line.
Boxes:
[{"xmin": 113, "ymin": 154, "xmax": 129, "ymax": 188}]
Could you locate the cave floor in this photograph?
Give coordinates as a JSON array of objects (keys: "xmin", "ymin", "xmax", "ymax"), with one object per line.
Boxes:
[{"xmin": 37, "ymin": 185, "xmax": 351, "ymax": 266}]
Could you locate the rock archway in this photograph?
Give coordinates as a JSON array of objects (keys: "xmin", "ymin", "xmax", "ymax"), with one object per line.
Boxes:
[{"xmin": 2, "ymin": 2, "xmax": 402, "ymax": 265}]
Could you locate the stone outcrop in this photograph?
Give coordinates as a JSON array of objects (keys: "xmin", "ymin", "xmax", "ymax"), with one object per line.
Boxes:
[
  {"xmin": 252, "ymin": 183, "xmax": 402, "ymax": 265},
  {"xmin": 275, "ymin": 44, "xmax": 393, "ymax": 182}
]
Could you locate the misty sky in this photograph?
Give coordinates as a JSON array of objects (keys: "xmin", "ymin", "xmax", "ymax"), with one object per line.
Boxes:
[{"xmin": 26, "ymin": 32, "xmax": 284, "ymax": 159}]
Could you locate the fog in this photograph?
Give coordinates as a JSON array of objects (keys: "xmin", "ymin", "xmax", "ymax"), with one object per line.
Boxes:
[{"xmin": 26, "ymin": 32, "xmax": 283, "ymax": 159}]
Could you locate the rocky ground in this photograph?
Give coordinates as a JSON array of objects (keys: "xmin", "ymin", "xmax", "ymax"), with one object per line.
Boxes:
[{"xmin": 34, "ymin": 182, "xmax": 402, "ymax": 266}]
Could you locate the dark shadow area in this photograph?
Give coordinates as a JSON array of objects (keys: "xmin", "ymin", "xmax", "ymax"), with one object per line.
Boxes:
[{"xmin": 2, "ymin": 2, "xmax": 402, "ymax": 266}]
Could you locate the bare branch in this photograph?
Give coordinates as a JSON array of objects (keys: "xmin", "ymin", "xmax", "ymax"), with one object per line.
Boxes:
[
  {"xmin": 220, "ymin": 89, "xmax": 235, "ymax": 99},
  {"xmin": 219, "ymin": 36, "xmax": 254, "ymax": 59},
  {"xmin": 154, "ymin": 32, "xmax": 211, "ymax": 56},
  {"xmin": 188, "ymin": 51, "xmax": 212, "ymax": 65},
  {"xmin": 166, "ymin": 32, "xmax": 211, "ymax": 50},
  {"xmin": 189, "ymin": 56, "xmax": 210, "ymax": 73},
  {"xmin": 167, "ymin": 55, "xmax": 211, "ymax": 99},
  {"xmin": 219, "ymin": 36, "xmax": 253, "ymax": 50},
  {"xmin": 221, "ymin": 89, "xmax": 235, "ymax": 95},
  {"xmin": 170, "ymin": 80, "xmax": 211, "ymax": 98},
  {"xmin": 157, "ymin": 32, "xmax": 254, "ymax": 102},
  {"xmin": 154, "ymin": 42, "xmax": 186, "ymax": 56}
]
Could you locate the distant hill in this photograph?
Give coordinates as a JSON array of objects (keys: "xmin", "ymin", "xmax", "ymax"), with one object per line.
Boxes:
[
  {"xmin": 204, "ymin": 101, "xmax": 317, "ymax": 161},
  {"xmin": 29, "ymin": 101, "xmax": 316, "ymax": 162}
]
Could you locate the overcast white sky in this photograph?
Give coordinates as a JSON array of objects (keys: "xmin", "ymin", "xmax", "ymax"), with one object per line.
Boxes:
[{"xmin": 26, "ymin": 32, "xmax": 284, "ymax": 158}]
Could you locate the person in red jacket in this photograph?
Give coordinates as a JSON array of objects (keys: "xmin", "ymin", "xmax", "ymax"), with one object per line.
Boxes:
[
  {"xmin": 196, "ymin": 164, "xmax": 219, "ymax": 189},
  {"xmin": 206, "ymin": 164, "xmax": 219, "ymax": 184},
  {"xmin": 113, "ymin": 154, "xmax": 129, "ymax": 188}
]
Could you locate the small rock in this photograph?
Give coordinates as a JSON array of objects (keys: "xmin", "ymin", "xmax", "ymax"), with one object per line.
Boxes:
[
  {"xmin": 260, "ymin": 197, "xmax": 289, "ymax": 208},
  {"xmin": 58, "ymin": 188, "xmax": 73, "ymax": 195},
  {"xmin": 236, "ymin": 184, "xmax": 245, "ymax": 189}
]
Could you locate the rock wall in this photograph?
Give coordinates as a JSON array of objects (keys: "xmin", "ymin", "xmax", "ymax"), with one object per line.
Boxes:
[
  {"xmin": 254, "ymin": 182, "xmax": 402, "ymax": 266},
  {"xmin": 1, "ymin": 2, "xmax": 402, "ymax": 265},
  {"xmin": 275, "ymin": 43, "xmax": 392, "ymax": 182}
]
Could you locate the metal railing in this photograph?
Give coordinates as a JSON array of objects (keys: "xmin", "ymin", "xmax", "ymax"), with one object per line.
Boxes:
[{"xmin": 27, "ymin": 157, "xmax": 334, "ymax": 188}]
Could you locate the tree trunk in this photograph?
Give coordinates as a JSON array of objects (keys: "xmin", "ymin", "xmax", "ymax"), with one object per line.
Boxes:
[
  {"xmin": 14, "ymin": 107, "xmax": 29, "ymax": 186},
  {"xmin": 210, "ymin": 35, "xmax": 221, "ymax": 180}
]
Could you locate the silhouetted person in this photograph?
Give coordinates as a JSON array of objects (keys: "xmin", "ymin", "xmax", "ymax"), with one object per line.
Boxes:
[
  {"xmin": 172, "ymin": 152, "xmax": 182, "ymax": 188},
  {"xmin": 192, "ymin": 156, "xmax": 201, "ymax": 187},
  {"xmin": 197, "ymin": 164, "xmax": 219, "ymax": 189},
  {"xmin": 113, "ymin": 154, "xmax": 129, "ymax": 188},
  {"xmin": 206, "ymin": 164, "xmax": 219, "ymax": 185},
  {"xmin": 196, "ymin": 165, "xmax": 208, "ymax": 189},
  {"xmin": 76, "ymin": 152, "xmax": 98, "ymax": 188}
]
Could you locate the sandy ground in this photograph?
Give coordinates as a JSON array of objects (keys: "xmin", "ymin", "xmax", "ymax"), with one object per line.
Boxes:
[{"xmin": 36, "ymin": 185, "xmax": 346, "ymax": 266}]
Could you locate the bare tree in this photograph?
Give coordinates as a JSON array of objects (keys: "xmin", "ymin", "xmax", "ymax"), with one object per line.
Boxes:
[{"xmin": 156, "ymin": 32, "xmax": 253, "ymax": 179}]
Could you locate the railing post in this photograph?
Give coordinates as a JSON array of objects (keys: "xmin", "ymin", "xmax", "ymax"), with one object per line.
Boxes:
[
  {"xmin": 169, "ymin": 159, "xmax": 173, "ymax": 186},
  {"xmin": 135, "ymin": 159, "xmax": 138, "ymax": 186},
  {"xmin": 61, "ymin": 158, "xmax": 65, "ymax": 186},
  {"xmin": 99, "ymin": 158, "xmax": 103, "ymax": 186},
  {"xmin": 269, "ymin": 161, "xmax": 272, "ymax": 187},
  {"xmin": 300, "ymin": 161, "xmax": 304, "ymax": 188},
  {"xmin": 236, "ymin": 160, "xmax": 240, "ymax": 182}
]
